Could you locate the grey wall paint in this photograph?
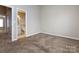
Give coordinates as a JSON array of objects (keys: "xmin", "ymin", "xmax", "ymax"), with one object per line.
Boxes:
[
  {"xmin": 26, "ymin": 6, "xmax": 41, "ymax": 36},
  {"xmin": 6, "ymin": 5, "xmax": 41, "ymax": 41},
  {"xmin": 41, "ymin": 6, "xmax": 79, "ymax": 40},
  {"xmin": 6, "ymin": 5, "xmax": 79, "ymax": 41}
]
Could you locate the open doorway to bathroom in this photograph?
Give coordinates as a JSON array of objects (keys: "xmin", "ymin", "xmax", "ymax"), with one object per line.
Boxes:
[
  {"xmin": 0, "ymin": 5, "xmax": 12, "ymax": 41},
  {"xmin": 17, "ymin": 9, "xmax": 26, "ymax": 39}
]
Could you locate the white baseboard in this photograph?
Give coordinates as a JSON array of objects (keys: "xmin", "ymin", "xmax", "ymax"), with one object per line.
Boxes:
[
  {"xmin": 42, "ymin": 32, "xmax": 79, "ymax": 40},
  {"xmin": 12, "ymin": 32, "xmax": 40, "ymax": 42},
  {"xmin": 12, "ymin": 32, "xmax": 79, "ymax": 42},
  {"xmin": 12, "ymin": 38, "xmax": 17, "ymax": 42},
  {"xmin": 26, "ymin": 32, "xmax": 40, "ymax": 37}
]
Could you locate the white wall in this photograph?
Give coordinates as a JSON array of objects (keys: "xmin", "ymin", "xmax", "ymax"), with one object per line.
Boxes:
[
  {"xmin": 26, "ymin": 5, "xmax": 41, "ymax": 36},
  {"xmin": 41, "ymin": 6, "xmax": 79, "ymax": 40},
  {"xmin": 6, "ymin": 5, "xmax": 41, "ymax": 41},
  {"xmin": 6, "ymin": 5, "xmax": 79, "ymax": 41}
]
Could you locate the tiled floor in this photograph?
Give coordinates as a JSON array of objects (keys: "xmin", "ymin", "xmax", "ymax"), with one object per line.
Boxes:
[{"xmin": 0, "ymin": 33, "xmax": 79, "ymax": 53}]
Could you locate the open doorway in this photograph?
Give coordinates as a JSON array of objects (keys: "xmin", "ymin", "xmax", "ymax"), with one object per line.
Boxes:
[
  {"xmin": 17, "ymin": 9, "xmax": 26, "ymax": 39},
  {"xmin": 0, "ymin": 5, "xmax": 12, "ymax": 40}
]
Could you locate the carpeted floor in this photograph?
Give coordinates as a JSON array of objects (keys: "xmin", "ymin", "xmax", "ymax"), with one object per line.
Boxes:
[{"xmin": 0, "ymin": 33, "xmax": 79, "ymax": 53}]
